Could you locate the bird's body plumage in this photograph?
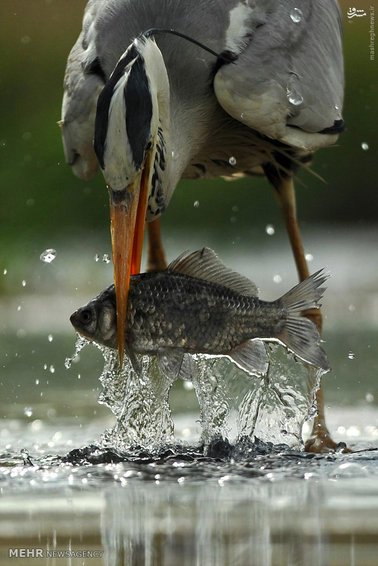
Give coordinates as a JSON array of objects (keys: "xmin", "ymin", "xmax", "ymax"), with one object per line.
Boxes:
[{"xmin": 62, "ymin": 0, "xmax": 344, "ymax": 205}]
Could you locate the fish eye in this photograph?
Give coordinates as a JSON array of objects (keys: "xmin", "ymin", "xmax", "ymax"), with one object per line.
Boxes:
[{"xmin": 80, "ymin": 308, "xmax": 92, "ymax": 324}]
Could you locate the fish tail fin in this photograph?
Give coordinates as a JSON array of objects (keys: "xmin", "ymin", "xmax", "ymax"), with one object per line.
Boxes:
[{"xmin": 277, "ymin": 270, "xmax": 330, "ymax": 371}]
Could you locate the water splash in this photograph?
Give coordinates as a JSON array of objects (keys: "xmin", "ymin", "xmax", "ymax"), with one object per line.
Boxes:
[
  {"xmin": 64, "ymin": 334, "xmax": 90, "ymax": 369},
  {"xmin": 228, "ymin": 156, "xmax": 237, "ymax": 166},
  {"xmin": 265, "ymin": 224, "xmax": 275, "ymax": 236},
  {"xmin": 361, "ymin": 142, "xmax": 369, "ymax": 151},
  {"xmin": 40, "ymin": 249, "xmax": 57, "ymax": 263},
  {"xmin": 236, "ymin": 347, "xmax": 324, "ymax": 448},
  {"xmin": 191, "ymin": 356, "xmax": 230, "ymax": 446},
  {"xmin": 96, "ymin": 347, "xmax": 175, "ymax": 451}
]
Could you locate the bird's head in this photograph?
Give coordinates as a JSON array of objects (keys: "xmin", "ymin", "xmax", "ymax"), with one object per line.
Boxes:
[{"xmin": 93, "ymin": 36, "xmax": 171, "ymax": 363}]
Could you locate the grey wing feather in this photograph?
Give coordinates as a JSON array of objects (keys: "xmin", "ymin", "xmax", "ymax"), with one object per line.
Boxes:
[
  {"xmin": 214, "ymin": 0, "xmax": 344, "ymax": 151},
  {"xmin": 61, "ymin": 0, "xmax": 105, "ymax": 180}
]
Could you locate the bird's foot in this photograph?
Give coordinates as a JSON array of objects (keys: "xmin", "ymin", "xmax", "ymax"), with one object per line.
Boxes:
[{"xmin": 305, "ymin": 425, "xmax": 351, "ymax": 454}]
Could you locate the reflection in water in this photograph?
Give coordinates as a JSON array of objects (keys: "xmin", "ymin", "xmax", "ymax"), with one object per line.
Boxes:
[{"xmin": 101, "ymin": 479, "xmax": 378, "ymax": 566}]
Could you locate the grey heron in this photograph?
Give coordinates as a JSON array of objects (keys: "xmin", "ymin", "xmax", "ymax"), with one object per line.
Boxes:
[{"xmin": 61, "ymin": 0, "xmax": 345, "ymax": 452}]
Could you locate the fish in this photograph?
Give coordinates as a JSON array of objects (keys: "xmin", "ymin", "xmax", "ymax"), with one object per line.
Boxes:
[{"xmin": 70, "ymin": 247, "xmax": 330, "ymax": 378}]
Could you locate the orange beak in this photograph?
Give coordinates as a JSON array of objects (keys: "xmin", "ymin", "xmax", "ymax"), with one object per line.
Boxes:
[{"xmin": 109, "ymin": 151, "xmax": 153, "ymax": 365}]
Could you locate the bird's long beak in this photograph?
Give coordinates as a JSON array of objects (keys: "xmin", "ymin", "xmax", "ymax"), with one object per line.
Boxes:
[{"xmin": 109, "ymin": 151, "xmax": 153, "ymax": 365}]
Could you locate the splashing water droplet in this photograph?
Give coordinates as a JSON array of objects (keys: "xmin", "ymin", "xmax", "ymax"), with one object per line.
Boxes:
[
  {"xmin": 21, "ymin": 279, "xmax": 26, "ymax": 287},
  {"xmin": 348, "ymin": 351, "xmax": 355, "ymax": 360},
  {"xmin": 265, "ymin": 224, "xmax": 275, "ymax": 236},
  {"xmin": 229, "ymin": 156, "xmax": 237, "ymax": 166},
  {"xmin": 65, "ymin": 334, "xmax": 90, "ymax": 369},
  {"xmin": 273, "ymin": 274, "xmax": 282, "ymax": 284},
  {"xmin": 193, "ymin": 200, "xmax": 200, "ymax": 208},
  {"xmin": 102, "ymin": 253, "xmax": 111, "ymax": 264},
  {"xmin": 40, "ymin": 249, "xmax": 57, "ymax": 263},
  {"xmin": 94, "ymin": 254, "xmax": 100, "ymax": 262},
  {"xmin": 361, "ymin": 142, "xmax": 369, "ymax": 151},
  {"xmin": 290, "ymin": 8, "xmax": 303, "ymax": 23},
  {"xmin": 48, "ymin": 334, "xmax": 53, "ymax": 342},
  {"xmin": 3, "ymin": 269, "xmax": 7, "ymax": 275},
  {"xmin": 49, "ymin": 365, "xmax": 55, "ymax": 374},
  {"xmin": 35, "ymin": 379, "xmax": 39, "ymax": 385},
  {"xmin": 17, "ymin": 305, "xmax": 22, "ymax": 312},
  {"xmin": 305, "ymin": 253, "xmax": 314, "ymax": 262},
  {"xmin": 183, "ymin": 380, "xmax": 194, "ymax": 391},
  {"xmin": 366, "ymin": 392, "xmax": 374, "ymax": 403},
  {"xmin": 24, "ymin": 407, "xmax": 33, "ymax": 417}
]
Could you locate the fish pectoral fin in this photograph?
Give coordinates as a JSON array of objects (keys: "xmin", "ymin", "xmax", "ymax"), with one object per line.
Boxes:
[
  {"xmin": 228, "ymin": 339, "xmax": 269, "ymax": 377},
  {"xmin": 168, "ymin": 247, "xmax": 258, "ymax": 296},
  {"xmin": 157, "ymin": 351, "xmax": 196, "ymax": 381},
  {"xmin": 126, "ymin": 347, "xmax": 142, "ymax": 375}
]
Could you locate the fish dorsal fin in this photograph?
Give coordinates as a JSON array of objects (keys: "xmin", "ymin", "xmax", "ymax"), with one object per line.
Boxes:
[
  {"xmin": 167, "ymin": 248, "xmax": 258, "ymax": 296},
  {"xmin": 228, "ymin": 339, "xmax": 269, "ymax": 377}
]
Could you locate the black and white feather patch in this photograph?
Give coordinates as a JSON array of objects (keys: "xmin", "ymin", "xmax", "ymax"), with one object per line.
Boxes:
[
  {"xmin": 124, "ymin": 57, "xmax": 153, "ymax": 170},
  {"xmin": 94, "ymin": 44, "xmax": 139, "ymax": 169}
]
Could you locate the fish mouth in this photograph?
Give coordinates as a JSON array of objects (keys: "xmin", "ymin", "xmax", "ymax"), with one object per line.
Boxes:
[
  {"xmin": 69, "ymin": 309, "xmax": 88, "ymax": 336},
  {"xmin": 108, "ymin": 150, "xmax": 154, "ymax": 365},
  {"xmin": 69, "ymin": 309, "xmax": 94, "ymax": 341}
]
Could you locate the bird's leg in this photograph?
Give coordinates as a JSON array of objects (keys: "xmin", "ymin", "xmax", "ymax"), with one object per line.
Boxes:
[
  {"xmin": 264, "ymin": 168, "xmax": 349, "ymax": 453},
  {"xmin": 146, "ymin": 218, "xmax": 168, "ymax": 272}
]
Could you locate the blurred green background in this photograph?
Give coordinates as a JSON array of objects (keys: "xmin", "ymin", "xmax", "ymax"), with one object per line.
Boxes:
[{"xmin": 0, "ymin": 0, "xmax": 376, "ymax": 262}]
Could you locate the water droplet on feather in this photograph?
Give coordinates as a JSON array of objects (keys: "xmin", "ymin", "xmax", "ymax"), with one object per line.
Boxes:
[{"xmin": 290, "ymin": 8, "xmax": 303, "ymax": 23}]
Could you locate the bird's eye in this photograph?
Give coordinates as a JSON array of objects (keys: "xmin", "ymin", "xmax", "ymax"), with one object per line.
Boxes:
[
  {"xmin": 80, "ymin": 309, "xmax": 92, "ymax": 324},
  {"xmin": 86, "ymin": 57, "xmax": 106, "ymax": 83}
]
